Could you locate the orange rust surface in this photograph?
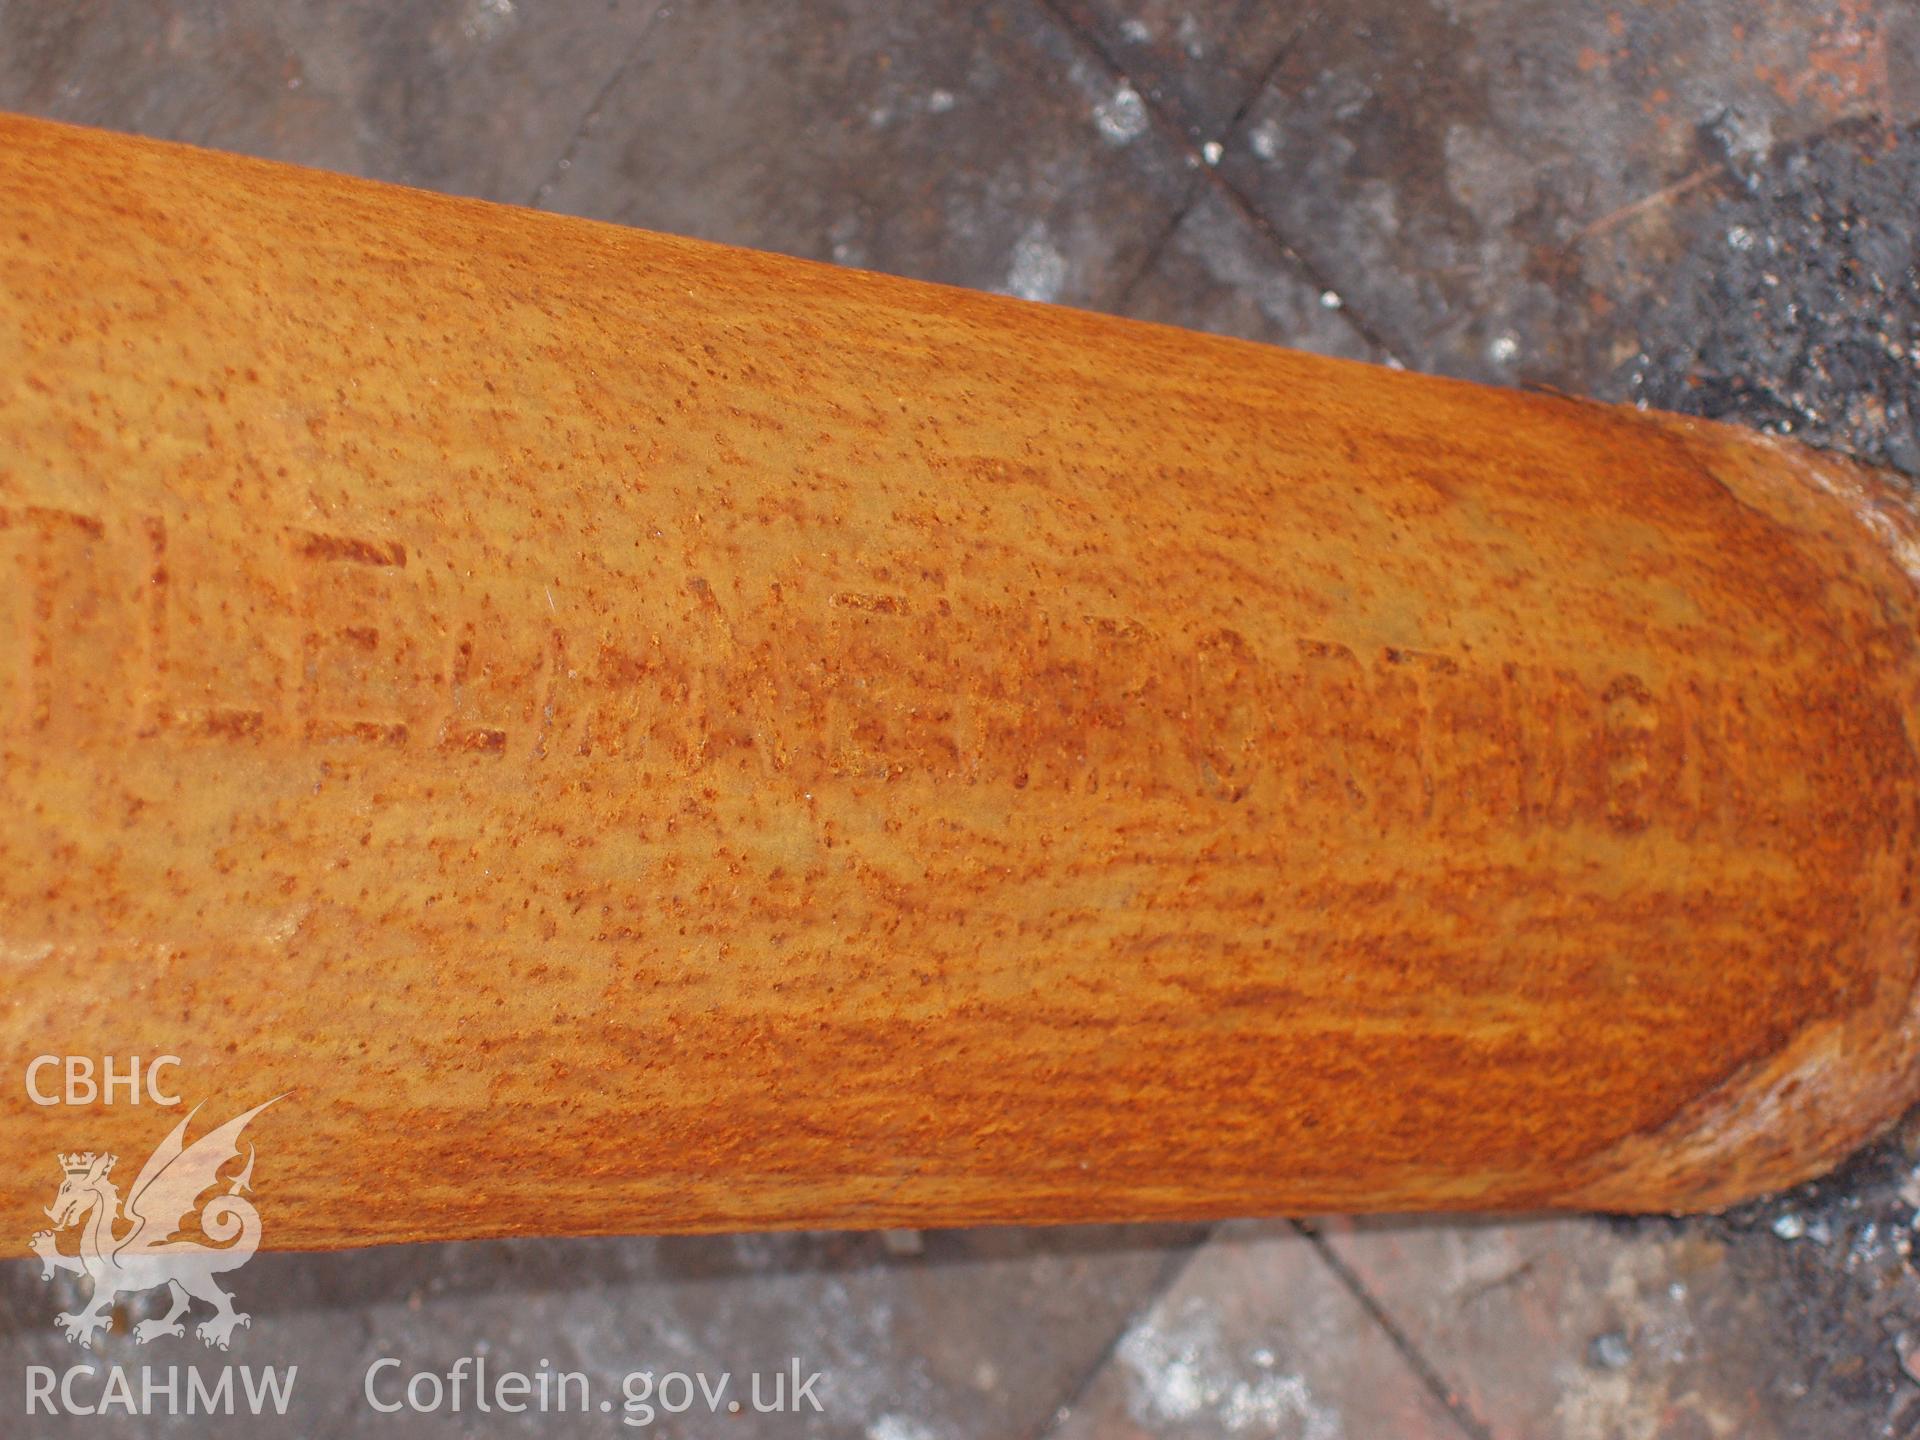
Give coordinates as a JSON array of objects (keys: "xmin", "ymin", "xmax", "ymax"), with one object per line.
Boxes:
[{"xmin": 2, "ymin": 115, "xmax": 1919, "ymax": 1249}]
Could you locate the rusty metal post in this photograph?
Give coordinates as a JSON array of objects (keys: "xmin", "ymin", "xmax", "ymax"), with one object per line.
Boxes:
[{"xmin": 3, "ymin": 114, "xmax": 1919, "ymax": 1248}]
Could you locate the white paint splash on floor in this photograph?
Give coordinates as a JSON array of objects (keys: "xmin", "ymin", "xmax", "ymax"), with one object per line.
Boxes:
[
  {"xmin": 461, "ymin": 0, "xmax": 516, "ymax": 43},
  {"xmin": 1115, "ymin": 1297, "xmax": 1341, "ymax": 1437},
  {"xmin": 867, "ymin": 1414, "xmax": 941, "ymax": 1440},
  {"xmin": 1005, "ymin": 223, "xmax": 1068, "ymax": 302},
  {"xmin": 1093, "ymin": 83, "xmax": 1149, "ymax": 145}
]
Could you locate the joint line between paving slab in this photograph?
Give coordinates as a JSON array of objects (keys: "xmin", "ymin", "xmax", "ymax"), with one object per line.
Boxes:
[
  {"xmin": 528, "ymin": 1, "xmax": 676, "ymax": 209},
  {"xmin": 1297, "ymin": 1221, "xmax": 1497, "ymax": 1440},
  {"xmin": 1031, "ymin": 0, "xmax": 1403, "ymax": 362},
  {"xmin": 1029, "ymin": 1225, "xmax": 1217, "ymax": 1440},
  {"xmin": 1203, "ymin": 172, "xmax": 1406, "ymax": 364},
  {"xmin": 1107, "ymin": 13, "xmax": 1310, "ymax": 313}
]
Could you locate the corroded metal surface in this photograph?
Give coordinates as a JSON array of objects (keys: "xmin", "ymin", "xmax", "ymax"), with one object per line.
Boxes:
[{"xmin": 2, "ymin": 114, "xmax": 1918, "ymax": 1248}]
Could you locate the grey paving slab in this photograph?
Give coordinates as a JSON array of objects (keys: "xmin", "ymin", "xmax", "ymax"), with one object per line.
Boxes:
[
  {"xmin": 1045, "ymin": 1220, "xmax": 1472, "ymax": 1440},
  {"xmin": 1217, "ymin": 0, "xmax": 1918, "ymax": 388},
  {"xmin": 534, "ymin": 0, "xmax": 1200, "ymax": 310},
  {"xmin": 1318, "ymin": 1201, "xmax": 1920, "ymax": 1440},
  {"xmin": 4, "ymin": 1224, "xmax": 1205, "ymax": 1437},
  {"xmin": 1117, "ymin": 187, "xmax": 1383, "ymax": 361},
  {"xmin": 0, "ymin": 0, "xmax": 665, "ymax": 203},
  {"xmin": 1044, "ymin": 0, "xmax": 1306, "ymax": 150}
]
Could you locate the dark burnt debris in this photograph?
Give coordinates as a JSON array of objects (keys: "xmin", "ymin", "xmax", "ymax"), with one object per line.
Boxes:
[{"xmin": 1623, "ymin": 119, "xmax": 1920, "ymax": 480}]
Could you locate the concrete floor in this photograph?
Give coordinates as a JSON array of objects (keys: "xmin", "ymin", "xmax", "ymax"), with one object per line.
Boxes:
[{"xmin": 2, "ymin": 2, "xmax": 1918, "ymax": 1436}]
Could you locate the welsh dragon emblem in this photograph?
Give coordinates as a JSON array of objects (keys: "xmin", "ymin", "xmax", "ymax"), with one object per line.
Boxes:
[{"xmin": 28, "ymin": 1098, "xmax": 281, "ymax": 1350}]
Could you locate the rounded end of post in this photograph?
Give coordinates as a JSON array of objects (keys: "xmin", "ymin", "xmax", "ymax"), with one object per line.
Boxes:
[{"xmin": 1569, "ymin": 422, "xmax": 1920, "ymax": 1213}]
